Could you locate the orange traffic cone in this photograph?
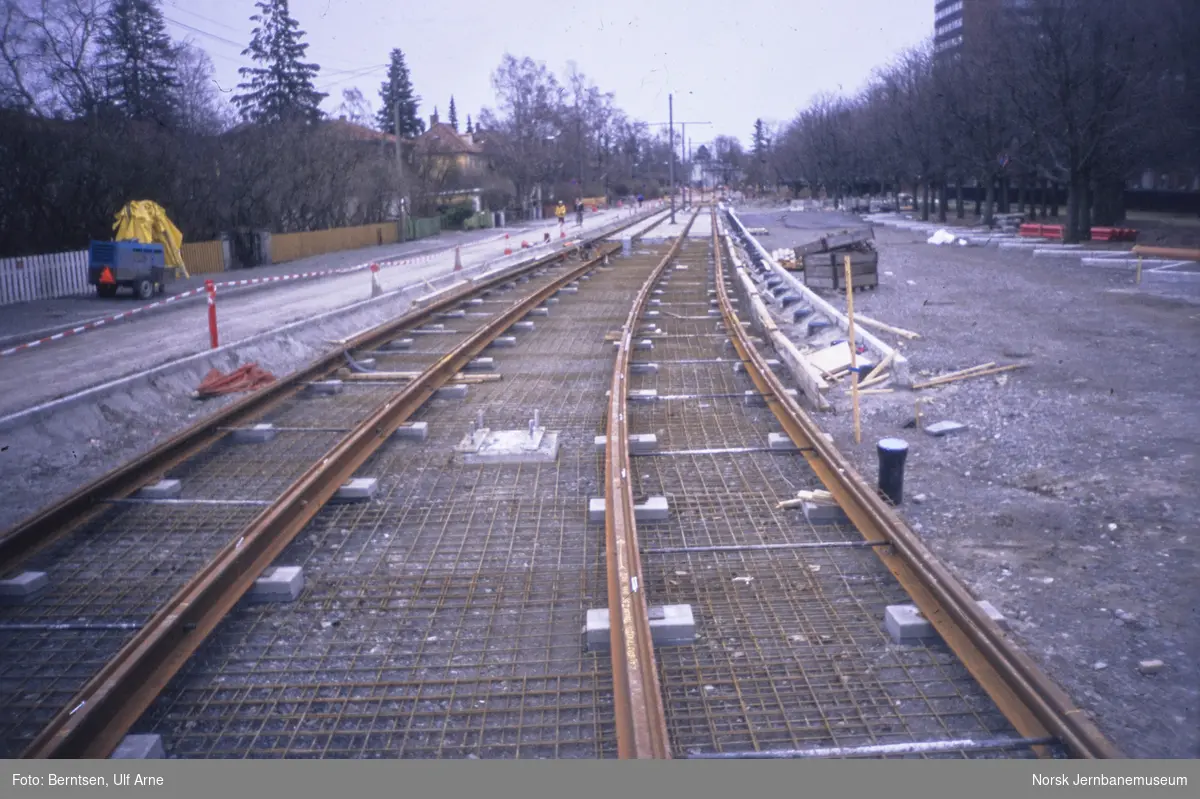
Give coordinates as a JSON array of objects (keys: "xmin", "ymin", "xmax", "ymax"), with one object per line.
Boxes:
[{"xmin": 454, "ymin": 247, "xmax": 462, "ymax": 271}]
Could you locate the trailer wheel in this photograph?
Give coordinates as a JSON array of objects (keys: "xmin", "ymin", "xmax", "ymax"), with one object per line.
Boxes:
[
  {"xmin": 97, "ymin": 284, "xmax": 118, "ymax": 298},
  {"xmin": 133, "ymin": 279, "xmax": 154, "ymax": 300}
]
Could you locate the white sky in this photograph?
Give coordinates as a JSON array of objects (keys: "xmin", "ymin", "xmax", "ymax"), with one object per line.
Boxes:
[{"xmin": 163, "ymin": 0, "xmax": 934, "ymax": 147}]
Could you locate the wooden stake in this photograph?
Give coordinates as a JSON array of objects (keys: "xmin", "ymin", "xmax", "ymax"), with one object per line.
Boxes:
[
  {"xmin": 845, "ymin": 254, "xmax": 861, "ymax": 445},
  {"xmin": 863, "ymin": 350, "xmax": 895, "ymax": 383},
  {"xmin": 859, "ymin": 370, "xmax": 891, "ymax": 389},
  {"xmin": 858, "ymin": 388, "xmax": 894, "ymax": 395},
  {"xmin": 1136, "ymin": 255, "xmax": 1142, "ymax": 285},
  {"xmin": 913, "ymin": 363, "xmax": 1026, "ymax": 389},
  {"xmin": 854, "ymin": 314, "xmax": 921, "ymax": 340}
]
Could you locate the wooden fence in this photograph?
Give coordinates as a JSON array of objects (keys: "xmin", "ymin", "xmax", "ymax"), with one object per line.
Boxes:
[
  {"xmin": 181, "ymin": 240, "xmax": 227, "ymax": 274},
  {"xmin": 271, "ymin": 222, "xmax": 399, "ymax": 264},
  {"xmin": 0, "ymin": 250, "xmax": 90, "ymax": 304}
]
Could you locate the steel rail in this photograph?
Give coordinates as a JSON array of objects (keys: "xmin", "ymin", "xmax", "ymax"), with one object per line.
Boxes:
[
  {"xmin": 604, "ymin": 207, "xmax": 700, "ymax": 759},
  {"xmin": 19, "ymin": 219, "xmax": 669, "ymax": 759},
  {"xmin": 711, "ymin": 207, "xmax": 1121, "ymax": 759},
  {"xmin": 0, "ymin": 209, "xmax": 668, "ymax": 574}
]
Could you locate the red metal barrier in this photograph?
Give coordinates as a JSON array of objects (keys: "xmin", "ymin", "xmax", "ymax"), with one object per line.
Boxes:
[{"xmin": 1019, "ymin": 224, "xmax": 1043, "ymax": 238}]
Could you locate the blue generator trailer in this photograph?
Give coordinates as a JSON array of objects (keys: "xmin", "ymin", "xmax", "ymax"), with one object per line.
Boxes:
[{"xmin": 88, "ymin": 239, "xmax": 167, "ymax": 299}]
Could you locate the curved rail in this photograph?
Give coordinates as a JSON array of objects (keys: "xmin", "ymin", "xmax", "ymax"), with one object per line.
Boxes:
[
  {"xmin": 604, "ymin": 207, "xmax": 700, "ymax": 759},
  {"xmin": 15, "ymin": 210, "xmax": 672, "ymax": 759},
  {"xmin": 711, "ymin": 206, "xmax": 1120, "ymax": 759}
]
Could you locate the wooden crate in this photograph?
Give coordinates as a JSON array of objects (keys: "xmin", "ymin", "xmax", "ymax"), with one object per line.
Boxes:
[{"xmin": 803, "ymin": 250, "xmax": 878, "ymax": 291}]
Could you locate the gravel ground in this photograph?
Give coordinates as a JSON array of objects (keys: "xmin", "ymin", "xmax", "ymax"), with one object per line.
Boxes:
[{"xmin": 738, "ymin": 207, "xmax": 1200, "ymax": 759}]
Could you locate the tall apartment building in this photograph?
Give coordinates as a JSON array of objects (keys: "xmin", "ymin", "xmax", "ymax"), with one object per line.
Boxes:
[{"xmin": 934, "ymin": 0, "xmax": 1033, "ymax": 62}]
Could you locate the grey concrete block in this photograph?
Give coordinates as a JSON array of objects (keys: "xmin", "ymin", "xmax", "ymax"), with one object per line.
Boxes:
[
  {"xmin": 793, "ymin": 307, "xmax": 813, "ymax": 323},
  {"xmin": 925, "ymin": 421, "xmax": 968, "ymax": 437},
  {"xmin": 231, "ymin": 423, "xmax": 277, "ymax": 444},
  {"xmin": 630, "ymin": 433, "xmax": 658, "ymax": 454},
  {"xmin": 885, "ymin": 604, "xmax": 937, "ymax": 644},
  {"xmin": 652, "ymin": 289, "xmax": 665, "ymax": 295},
  {"xmin": 465, "ymin": 298, "xmax": 484, "ymax": 306},
  {"xmin": 381, "ymin": 338, "xmax": 413, "ymax": 351},
  {"xmin": 335, "ymin": 477, "xmax": 378, "ymax": 502},
  {"xmin": 393, "ymin": 422, "xmax": 428, "ymax": 441},
  {"xmin": 439, "ymin": 309, "xmax": 467, "ymax": 319},
  {"xmin": 629, "ymin": 389, "xmax": 658, "ymax": 402},
  {"xmin": 435, "ymin": 384, "xmax": 469, "ymax": 399},
  {"xmin": 466, "ymin": 357, "xmax": 496, "ymax": 371},
  {"xmin": 110, "ymin": 734, "xmax": 166, "ymax": 760},
  {"xmin": 462, "ymin": 429, "xmax": 560, "ymax": 465},
  {"xmin": 649, "ymin": 299, "xmax": 662, "ymax": 306},
  {"xmin": 512, "ymin": 321, "xmax": 536, "ymax": 331},
  {"xmin": 488, "ymin": 336, "xmax": 518, "ymax": 348},
  {"xmin": 646, "ymin": 310, "xmax": 661, "ymax": 318},
  {"xmin": 593, "ymin": 435, "xmax": 607, "ymax": 451},
  {"xmin": 587, "ymin": 495, "xmax": 669, "ymax": 523},
  {"xmin": 307, "ymin": 380, "xmax": 343, "ymax": 395},
  {"xmin": 631, "ymin": 362, "xmax": 659, "ymax": 375},
  {"xmin": 585, "ymin": 604, "xmax": 696, "ymax": 651},
  {"xmin": 743, "ymin": 388, "xmax": 798, "ymax": 407},
  {"xmin": 768, "ymin": 433, "xmax": 798, "ymax": 451},
  {"xmin": 546, "ymin": 297, "xmax": 560, "ymax": 304},
  {"xmin": 249, "ymin": 566, "xmax": 305, "ymax": 602},
  {"xmin": 528, "ymin": 307, "xmax": 550, "ymax": 317},
  {"xmin": 0, "ymin": 571, "xmax": 49, "ymax": 602},
  {"xmin": 559, "ymin": 286, "xmax": 579, "ymax": 294},
  {"xmin": 707, "ymin": 308, "xmax": 721, "ymax": 316},
  {"xmin": 780, "ymin": 294, "xmax": 804, "ymax": 308},
  {"xmin": 802, "ymin": 500, "xmax": 850, "ymax": 525},
  {"xmin": 977, "ymin": 600, "xmax": 1009, "ymax": 630},
  {"xmin": 137, "ymin": 479, "xmax": 181, "ymax": 500},
  {"xmin": 634, "ymin": 339, "xmax": 654, "ymax": 351},
  {"xmin": 354, "ymin": 358, "xmax": 377, "ymax": 370}
]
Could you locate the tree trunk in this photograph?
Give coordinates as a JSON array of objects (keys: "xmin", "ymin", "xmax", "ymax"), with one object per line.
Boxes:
[
  {"xmin": 1092, "ymin": 178, "xmax": 1126, "ymax": 226},
  {"xmin": 1065, "ymin": 172, "xmax": 1085, "ymax": 243},
  {"xmin": 1000, "ymin": 176, "xmax": 1010, "ymax": 214},
  {"xmin": 1017, "ymin": 179, "xmax": 1027, "ymax": 217},
  {"xmin": 937, "ymin": 181, "xmax": 947, "ymax": 223},
  {"xmin": 956, "ymin": 177, "xmax": 964, "ymax": 219},
  {"xmin": 974, "ymin": 182, "xmax": 982, "ymax": 216},
  {"xmin": 983, "ymin": 177, "xmax": 996, "ymax": 227},
  {"xmin": 1049, "ymin": 180, "xmax": 1059, "ymax": 219},
  {"xmin": 921, "ymin": 181, "xmax": 931, "ymax": 221},
  {"xmin": 1080, "ymin": 172, "xmax": 1093, "ymax": 239}
]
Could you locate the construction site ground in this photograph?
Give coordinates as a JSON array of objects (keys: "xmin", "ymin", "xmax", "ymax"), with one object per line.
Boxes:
[{"xmin": 737, "ymin": 206, "xmax": 1200, "ymax": 759}]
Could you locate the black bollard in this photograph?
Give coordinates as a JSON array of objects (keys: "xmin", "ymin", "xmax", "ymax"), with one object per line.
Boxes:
[{"xmin": 877, "ymin": 437, "xmax": 909, "ymax": 505}]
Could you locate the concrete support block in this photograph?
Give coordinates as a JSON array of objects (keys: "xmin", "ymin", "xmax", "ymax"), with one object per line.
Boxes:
[
  {"xmin": 585, "ymin": 604, "xmax": 696, "ymax": 651},
  {"xmin": 439, "ymin": 309, "xmax": 467, "ymax": 319},
  {"xmin": 885, "ymin": 604, "xmax": 936, "ymax": 643},
  {"xmin": 248, "ymin": 566, "xmax": 305, "ymax": 602},
  {"xmin": 559, "ymin": 286, "xmax": 579, "ymax": 294},
  {"xmin": 734, "ymin": 359, "xmax": 780, "ymax": 374},
  {"xmin": 743, "ymin": 388, "xmax": 797, "ymax": 406},
  {"xmin": 0, "ymin": 571, "xmax": 49, "ymax": 603},
  {"xmin": 793, "ymin": 308, "xmax": 813, "ymax": 323},
  {"xmin": 976, "ymin": 600, "xmax": 1009, "ymax": 630},
  {"xmin": 546, "ymin": 297, "xmax": 560, "ymax": 304},
  {"xmin": 646, "ymin": 310, "xmax": 661, "ymax": 318},
  {"xmin": 529, "ymin": 307, "xmax": 550, "ymax": 317},
  {"xmin": 593, "ymin": 435, "xmax": 607, "ymax": 451},
  {"xmin": 111, "ymin": 734, "xmax": 166, "ymax": 760},
  {"xmin": 768, "ymin": 433, "xmax": 798, "ymax": 451},
  {"xmin": 307, "ymin": 380, "xmax": 343, "ymax": 396},
  {"xmin": 335, "ymin": 477, "xmax": 378, "ymax": 502},
  {"xmin": 631, "ymin": 362, "xmax": 659, "ymax": 375},
  {"xmin": 925, "ymin": 421, "xmax": 967, "ymax": 437},
  {"xmin": 393, "ymin": 422, "xmax": 429, "ymax": 441},
  {"xmin": 488, "ymin": 336, "xmax": 518, "ymax": 349},
  {"xmin": 629, "ymin": 389, "xmax": 658, "ymax": 402},
  {"xmin": 634, "ymin": 339, "xmax": 654, "ymax": 351},
  {"xmin": 649, "ymin": 299, "xmax": 662, "ymax": 306},
  {"xmin": 231, "ymin": 423, "xmax": 277, "ymax": 444},
  {"xmin": 653, "ymin": 289, "xmax": 665, "ymax": 295},
  {"xmin": 630, "ymin": 433, "xmax": 658, "ymax": 454},
  {"xmin": 512, "ymin": 321, "xmax": 536, "ymax": 332},
  {"xmin": 588, "ymin": 495, "xmax": 669, "ymax": 522},
  {"xmin": 466, "ymin": 357, "xmax": 496, "ymax": 371},
  {"xmin": 435, "ymin": 384, "xmax": 469, "ymax": 400},
  {"xmin": 707, "ymin": 308, "xmax": 721, "ymax": 316},
  {"xmin": 807, "ymin": 319, "xmax": 833, "ymax": 335},
  {"xmin": 137, "ymin": 479, "xmax": 181, "ymax": 500},
  {"xmin": 802, "ymin": 500, "xmax": 850, "ymax": 525},
  {"xmin": 381, "ymin": 338, "xmax": 413, "ymax": 351}
]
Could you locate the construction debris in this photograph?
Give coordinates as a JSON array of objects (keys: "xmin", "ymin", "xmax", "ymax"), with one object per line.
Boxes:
[
  {"xmin": 793, "ymin": 227, "xmax": 879, "ymax": 290},
  {"xmin": 776, "ymin": 489, "xmax": 835, "ymax": 510},
  {"xmin": 193, "ymin": 364, "xmax": 276, "ymax": 398},
  {"xmin": 854, "ymin": 315, "xmax": 920, "ymax": 340},
  {"xmin": 913, "ymin": 363, "xmax": 1028, "ymax": 390}
]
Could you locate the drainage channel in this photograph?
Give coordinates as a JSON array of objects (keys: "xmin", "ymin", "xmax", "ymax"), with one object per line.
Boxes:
[
  {"xmin": 0, "ymin": 210, "xmax": 673, "ymax": 759},
  {"xmin": 621, "ymin": 209, "xmax": 1057, "ymax": 759}
]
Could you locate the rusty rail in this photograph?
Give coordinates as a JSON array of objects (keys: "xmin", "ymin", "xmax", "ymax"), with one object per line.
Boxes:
[
  {"xmin": 0, "ymin": 210, "xmax": 667, "ymax": 575},
  {"xmin": 712, "ymin": 206, "xmax": 1120, "ymax": 759},
  {"xmin": 18, "ymin": 217, "xmax": 669, "ymax": 758},
  {"xmin": 604, "ymin": 207, "xmax": 699, "ymax": 759}
]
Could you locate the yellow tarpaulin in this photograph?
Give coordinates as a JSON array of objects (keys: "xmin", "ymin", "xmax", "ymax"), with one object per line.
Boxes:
[{"xmin": 113, "ymin": 200, "xmax": 189, "ymax": 278}]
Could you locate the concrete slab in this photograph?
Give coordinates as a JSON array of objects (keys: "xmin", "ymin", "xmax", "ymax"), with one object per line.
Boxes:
[
  {"xmin": 585, "ymin": 604, "xmax": 696, "ymax": 651},
  {"xmin": 802, "ymin": 500, "xmax": 850, "ymax": 525},
  {"xmin": 630, "ymin": 433, "xmax": 658, "ymax": 454},
  {"xmin": 546, "ymin": 297, "xmax": 560, "ymax": 304},
  {"xmin": 231, "ymin": 423, "xmax": 277, "ymax": 444},
  {"xmin": 528, "ymin": 308, "xmax": 550, "ymax": 317},
  {"xmin": 488, "ymin": 336, "xmax": 518, "ymax": 348},
  {"xmin": 466, "ymin": 357, "xmax": 496, "ymax": 371},
  {"xmin": 439, "ymin": 309, "xmax": 467, "ymax": 319},
  {"xmin": 885, "ymin": 604, "xmax": 936, "ymax": 643},
  {"xmin": 631, "ymin": 362, "xmax": 659, "ymax": 375},
  {"xmin": 435, "ymin": 384, "xmax": 469, "ymax": 399},
  {"xmin": 248, "ymin": 566, "xmax": 305, "ymax": 602},
  {"xmin": 306, "ymin": 380, "xmax": 343, "ymax": 396},
  {"xmin": 925, "ymin": 420, "xmax": 968, "ymax": 437},
  {"xmin": 629, "ymin": 389, "xmax": 658, "ymax": 402},
  {"xmin": 335, "ymin": 477, "xmax": 378, "ymax": 502},
  {"xmin": 559, "ymin": 286, "xmax": 579, "ymax": 294},
  {"xmin": 110, "ymin": 734, "xmax": 166, "ymax": 760},
  {"xmin": 587, "ymin": 495, "xmax": 670, "ymax": 523},
  {"xmin": 137, "ymin": 479, "xmax": 182, "ymax": 499},
  {"xmin": 768, "ymin": 433, "xmax": 798, "ymax": 451},
  {"xmin": 392, "ymin": 421, "xmax": 428, "ymax": 441},
  {"xmin": 634, "ymin": 339, "xmax": 654, "ymax": 351},
  {"xmin": 512, "ymin": 321, "xmax": 536, "ymax": 332},
  {"xmin": 977, "ymin": 600, "xmax": 1009, "ymax": 630},
  {"xmin": 0, "ymin": 571, "xmax": 49, "ymax": 603},
  {"xmin": 461, "ymin": 429, "xmax": 560, "ymax": 465}
]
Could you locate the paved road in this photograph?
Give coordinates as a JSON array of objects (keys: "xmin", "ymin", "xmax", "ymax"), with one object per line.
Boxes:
[{"xmin": 0, "ymin": 206, "xmax": 661, "ymax": 418}]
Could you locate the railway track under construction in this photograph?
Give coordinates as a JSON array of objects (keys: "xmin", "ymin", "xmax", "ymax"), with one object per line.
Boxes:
[{"xmin": 0, "ymin": 204, "xmax": 1118, "ymax": 760}]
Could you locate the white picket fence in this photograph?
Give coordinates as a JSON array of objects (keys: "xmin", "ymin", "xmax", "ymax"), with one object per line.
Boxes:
[{"xmin": 0, "ymin": 250, "xmax": 91, "ymax": 305}]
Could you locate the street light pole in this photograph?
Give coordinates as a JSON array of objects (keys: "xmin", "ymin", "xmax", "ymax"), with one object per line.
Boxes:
[{"xmin": 669, "ymin": 94, "xmax": 675, "ymax": 224}]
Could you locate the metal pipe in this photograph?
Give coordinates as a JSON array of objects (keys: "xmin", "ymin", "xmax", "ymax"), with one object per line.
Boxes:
[
  {"xmin": 687, "ymin": 736, "xmax": 1059, "ymax": 759},
  {"xmin": 107, "ymin": 499, "xmax": 272, "ymax": 506},
  {"xmin": 0, "ymin": 623, "xmax": 144, "ymax": 632},
  {"xmin": 644, "ymin": 541, "xmax": 887, "ymax": 554}
]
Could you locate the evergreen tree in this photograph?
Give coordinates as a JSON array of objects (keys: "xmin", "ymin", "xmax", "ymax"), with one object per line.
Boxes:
[
  {"xmin": 234, "ymin": 0, "xmax": 326, "ymax": 125},
  {"xmin": 376, "ymin": 48, "xmax": 423, "ymax": 137},
  {"xmin": 97, "ymin": 0, "xmax": 179, "ymax": 125},
  {"xmin": 448, "ymin": 95, "xmax": 458, "ymax": 130},
  {"xmin": 466, "ymin": 114, "xmax": 473, "ymax": 134}
]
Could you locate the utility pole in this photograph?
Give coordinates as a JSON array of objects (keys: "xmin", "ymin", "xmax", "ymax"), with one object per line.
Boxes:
[
  {"xmin": 669, "ymin": 94, "xmax": 675, "ymax": 224},
  {"xmin": 394, "ymin": 101, "xmax": 406, "ymax": 241}
]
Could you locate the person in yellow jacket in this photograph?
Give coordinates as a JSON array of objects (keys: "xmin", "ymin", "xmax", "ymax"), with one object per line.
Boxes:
[{"xmin": 555, "ymin": 201, "xmax": 567, "ymax": 229}]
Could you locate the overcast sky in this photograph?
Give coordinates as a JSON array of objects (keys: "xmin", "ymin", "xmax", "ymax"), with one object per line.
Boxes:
[{"xmin": 164, "ymin": 0, "xmax": 933, "ymax": 147}]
